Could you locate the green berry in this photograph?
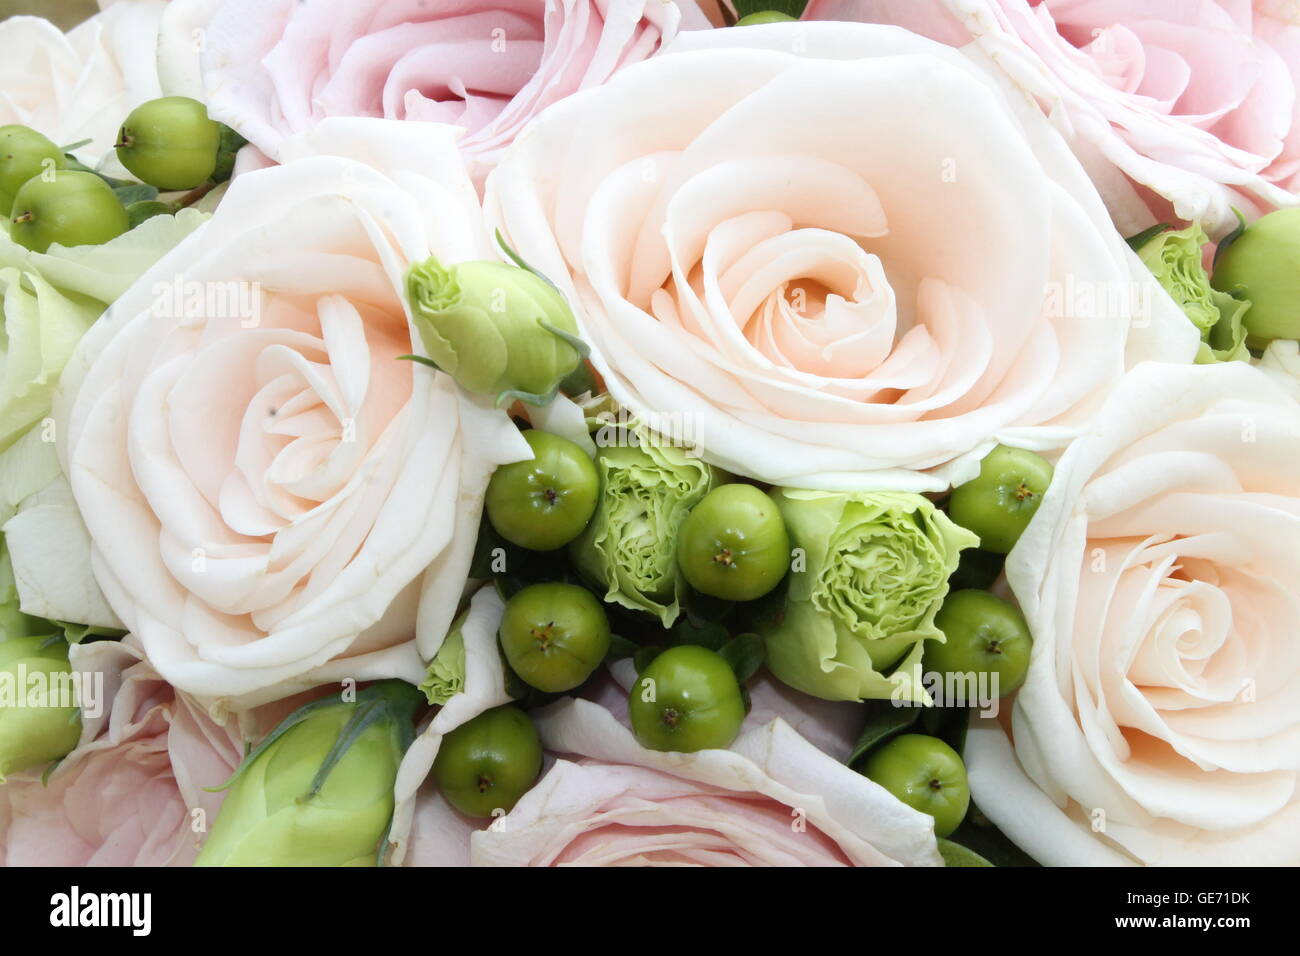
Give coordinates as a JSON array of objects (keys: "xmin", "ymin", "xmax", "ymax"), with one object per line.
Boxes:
[
  {"xmin": 115, "ymin": 96, "xmax": 221, "ymax": 191},
  {"xmin": 431, "ymin": 705, "xmax": 543, "ymax": 819},
  {"xmin": 499, "ymin": 582, "xmax": 611, "ymax": 693},
  {"xmin": 0, "ymin": 125, "xmax": 65, "ymax": 214},
  {"xmin": 860, "ymin": 734, "xmax": 970, "ymax": 837},
  {"xmin": 486, "ymin": 430, "xmax": 599, "ymax": 551},
  {"xmin": 676, "ymin": 484, "xmax": 790, "ymax": 601},
  {"xmin": 628, "ymin": 645, "xmax": 745, "ymax": 753},
  {"xmin": 947, "ymin": 445, "xmax": 1053, "ymax": 554},
  {"xmin": 926, "ymin": 589, "xmax": 1033, "ymax": 697},
  {"xmin": 9, "ymin": 170, "xmax": 128, "ymax": 253}
]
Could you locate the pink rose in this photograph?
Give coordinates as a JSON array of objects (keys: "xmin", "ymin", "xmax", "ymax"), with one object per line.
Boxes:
[
  {"xmin": 390, "ymin": 594, "xmax": 939, "ymax": 867},
  {"xmin": 472, "ymin": 694, "xmax": 940, "ymax": 866},
  {"xmin": 0, "ymin": 638, "xmax": 242, "ymax": 866},
  {"xmin": 173, "ymin": 0, "xmax": 705, "ymax": 185},
  {"xmin": 804, "ymin": 0, "xmax": 1300, "ymax": 236},
  {"xmin": 967, "ymin": 362, "xmax": 1300, "ymax": 865}
]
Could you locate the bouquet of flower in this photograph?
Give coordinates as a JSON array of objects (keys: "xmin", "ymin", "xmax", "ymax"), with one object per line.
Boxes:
[{"xmin": 0, "ymin": 0, "xmax": 1296, "ymax": 870}]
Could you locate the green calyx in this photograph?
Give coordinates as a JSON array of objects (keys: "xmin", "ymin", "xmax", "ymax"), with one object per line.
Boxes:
[
  {"xmin": 760, "ymin": 489, "xmax": 977, "ymax": 703},
  {"xmin": 1138, "ymin": 223, "xmax": 1249, "ymax": 363},
  {"xmin": 196, "ymin": 680, "xmax": 423, "ymax": 867},
  {"xmin": 404, "ymin": 252, "xmax": 586, "ymax": 407}
]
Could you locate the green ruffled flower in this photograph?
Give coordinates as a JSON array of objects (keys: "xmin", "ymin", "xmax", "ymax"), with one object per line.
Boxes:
[
  {"xmin": 0, "ymin": 209, "xmax": 207, "ymax": 451},
  {"xmin": 759, "ymin": 489, "xmax": 977, "ymax": 703},
  {"xmin": 570, "ymin": 421, "xmax": 721, "ymax": 627},
  {"xmin": 405, "ymin": 257, "xmax": 583, "ymax": 406},
  {"xmin": 420, "ymin": 611, "xmax": 467, "ymax": 706},
  {"xmin": 1137, "ymin": 223, "xmax": 1249, "ymax": 363},
  {"xmin": 196, "ymin": 680, "xmax": 423, "ymax": 867}
]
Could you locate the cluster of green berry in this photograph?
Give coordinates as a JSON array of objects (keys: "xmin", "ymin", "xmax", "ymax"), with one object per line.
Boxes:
[
  {"xmin": 2, "ymin": 96, "xmax": 239, "ymax": 254},
  {"xmin": 431, "ymin": 421, "xmax": 1056, "ymax": 839}
]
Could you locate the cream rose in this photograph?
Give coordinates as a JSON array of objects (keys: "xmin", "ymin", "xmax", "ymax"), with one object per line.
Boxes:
[
  {"xmin": 488, "ymin": 21, "xmax": 1196, "ymax": 491},
  {"xmin": 0, "ymin": 1, "xmax": 166, "ymax": 169},
  {"xmin": 966, "ymin": 361, "xmax": 1300, "ymax": 866},
  {"xmin": 50, "ymin": 118, "xmax": 529, "ymax": 708}
]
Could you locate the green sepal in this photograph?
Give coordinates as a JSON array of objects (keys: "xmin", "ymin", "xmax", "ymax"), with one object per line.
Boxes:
[
  {"xmin": 1213, "ymin": 208, "xmax": 1248, "ymax": 267},
  {"xmin": 396, "ymin": 354, "xmax": 443, "ymax": 372},
  {"xmin": 496, "ymin": 229, "xmax": 559, "ymax": 290},
  {"xmin": 1125, "ymin": 223, "xmax": 1169, "ymax": 251},
  {"xmin": 496, "ymin": 383, "xmax": 559, "ymax": 409},
  {"xmin": 204, "ymin": 694, "xmax": 344, "ymax": 793},
  {"xmin": 539, "ymin": 320, "xmax": 591, "ymax": 361},
  {"xmin": 306, "ymin": 697, "xmax": 389, "ymax": 800}
]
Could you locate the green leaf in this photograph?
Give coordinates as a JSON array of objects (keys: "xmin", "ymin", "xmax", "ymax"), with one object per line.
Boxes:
[
  {"xmin": 937, "ymin": 838, "xmax": 993, "ymax": 867},
  {"xmin": 848, "ymin": 698, "xmax": 920, "ymax": 767},
  {"xmin": 947, "ymin": 548, "xmax": 1004, "ymax": 592},
  {"xmin": 719, "ymin": 632, "xmax": 764, "ymax": 683},
  {"xmin": 112, "ymin": 183, "xmax": 159, "ymax": 206},
  {"xmin": 919, "ymin": 705, "xmax": 971, "ymax": 757},
  {"xmin": 666, "ymin": 614, "xmax": 730, "ymax": 652},
  {"xmin": 633, "ymin": 645, "xmax": 663, "ymax": 674},
  {"xmin": 604, "ymin": 632, "xmax": 638, "ymax": 663},
  {"xmin": 1124, "ymin": 222, "xmax": 1169, "ymax": 251},
  {"xmin": 946, "ymin": 804, "xmax": 1042, "ymax": 867}
]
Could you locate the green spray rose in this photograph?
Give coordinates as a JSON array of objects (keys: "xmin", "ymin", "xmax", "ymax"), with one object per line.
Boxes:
[
  {"xmin": 760, "ymin": 489, "xmax": 977, "ymax": 703},
  {"xmin": 1136, "ymin": 223, "xmax": 1249, "ymax": 363},
  {"xmin": 195, "ymin": 680, "xmax": 423, "ymax": 867},
  {"xmin": 570, "ymin": 424, "xmax": 721, "ymax": 626},
  {"xmin": 0, "ymin": 209, "xmax": 207, "ymax": 451},
  {"xmin": 405, "ymin": 256, "xmax": 584, "ymax": 406},
  {"xmin": 420, "ymin": 610, "xmax": 467, "ymax": 707}
]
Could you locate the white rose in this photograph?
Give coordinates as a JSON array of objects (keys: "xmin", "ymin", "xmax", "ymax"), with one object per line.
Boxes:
[{"xmin": 967, "ymin": 360, "xmax": 1300, "ymax": 866}]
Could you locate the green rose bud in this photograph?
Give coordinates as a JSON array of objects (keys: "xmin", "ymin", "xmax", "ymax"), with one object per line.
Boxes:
[
  {"xmin": 1138, "ymin": 223, "xmax": 1249, "ymax": 363},
  {"xmin": 405, "ymin": 256, "xmax": 584, "ymax": 406},
  {"xmin": 759, "ymin": 489, "xmax": 977, "ymax": 703},
  {"xmin": 195, "ymin": 680, "xmax": 423, "ymax": 867},
  {"xmin": 1211, "ymin": 207, "xmax": 1300, "ymax": 342},
  {"xmin": 570, "ymin": 423, "xmax": 721, "ymax": 626},
  {"xmin": 420, "ymin": 611, "xmax": 467, "ymax": 707},
  {"xmin": 0, "ymin": 634, "xmax": 82, "ymax": 781}
]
